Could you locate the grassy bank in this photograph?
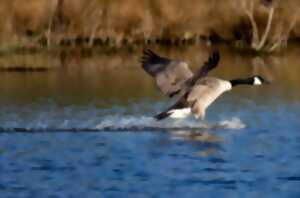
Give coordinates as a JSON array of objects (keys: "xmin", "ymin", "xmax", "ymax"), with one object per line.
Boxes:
[{"xmin": 0, "ymin": 0, "xmax": 300, "ymax": 52}]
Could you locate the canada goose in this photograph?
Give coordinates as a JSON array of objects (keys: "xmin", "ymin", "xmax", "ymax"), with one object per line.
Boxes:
[{"xmin": 140, "ymin": 49, "xmax": 270, "ymax": 121}]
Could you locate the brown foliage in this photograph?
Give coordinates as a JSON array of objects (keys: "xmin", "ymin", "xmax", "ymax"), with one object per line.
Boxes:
[{"xmin": 0, "ymin": 0, "xmax": 299, "ymax": 50}]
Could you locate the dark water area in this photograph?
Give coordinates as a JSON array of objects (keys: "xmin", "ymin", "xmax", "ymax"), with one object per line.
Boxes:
[{"xmin": 0, "ymin": 45, "xmax": 300, "ymax": 197}]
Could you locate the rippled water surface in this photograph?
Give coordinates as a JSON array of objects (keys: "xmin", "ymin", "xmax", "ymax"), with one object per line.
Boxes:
[{"xmin": 0, "ymin": 46, "xmax": 300, "ymax": 197}]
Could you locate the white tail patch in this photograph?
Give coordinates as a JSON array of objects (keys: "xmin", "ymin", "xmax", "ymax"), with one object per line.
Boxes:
[
  {"xmin": 254, "ymin": 77, "xmax": 262, "ymax": 85},
  {"xmin": 169, "ymin": 108, "xmax": 191, "ymax": 118}
]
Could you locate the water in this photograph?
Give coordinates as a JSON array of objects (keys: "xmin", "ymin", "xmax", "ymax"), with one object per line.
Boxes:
[{"xmin": 0, "ymin": 45, "xmax": 300, "ymax": 197}]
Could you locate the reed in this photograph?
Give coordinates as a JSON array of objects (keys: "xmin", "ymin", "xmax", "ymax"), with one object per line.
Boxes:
[{"xmin": 0, "ymin": 0, "xmax": 299, "ymax": 52}]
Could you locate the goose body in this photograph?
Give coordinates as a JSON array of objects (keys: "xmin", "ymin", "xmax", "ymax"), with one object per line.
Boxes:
[
  {"xmin": 140, "ymin": 49, "xmax": 269, "ymax": 121},
  {"xmin": 154, "ymin": 77, "xmax": 234, "ymax": 120},
  {"xmin": 165, "ymin": 76, "xmax": 229, "ymax": 119},
  {"xmin": 187, "ymin": 77, "xmax": 232, "ymax": 119}
]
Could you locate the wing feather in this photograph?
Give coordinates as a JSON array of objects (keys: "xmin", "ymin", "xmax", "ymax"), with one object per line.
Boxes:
[
  {"xmin": 188, "ymin": 50, "xmax": 220, "ymax": 86},
  {"xmin": 140, "ymin": 49, "xmax": 193, "ymax": 97},
  {"xmin": 140, "ymin": 49, "xmax": 171, "ymax": 76},
  {"xmin": 140, "ymin": 49, "xmax": 220, "ymax": 98}
]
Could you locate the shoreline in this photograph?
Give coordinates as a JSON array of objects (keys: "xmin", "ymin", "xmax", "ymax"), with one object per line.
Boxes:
[{"xmin": 1, "ymin": 42, "xmax": 300, "ymax": 72}]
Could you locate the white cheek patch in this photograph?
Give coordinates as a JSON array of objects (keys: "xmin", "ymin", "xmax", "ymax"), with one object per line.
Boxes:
[{"xmin": 254, "ymin": 77, "xmax": 262, "ymax": 85}]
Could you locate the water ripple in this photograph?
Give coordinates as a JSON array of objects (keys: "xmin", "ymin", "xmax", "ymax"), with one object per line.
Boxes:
[{"xmin": 278, "ymin": 176, "xmax": 300, "ymax": 181}]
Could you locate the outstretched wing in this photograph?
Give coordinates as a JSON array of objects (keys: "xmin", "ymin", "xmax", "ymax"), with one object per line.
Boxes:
[
  {"xmin": 140, "ymin": 49, "xmax": 193, "ymax": 98},
  {"xmin": 188, "ymin": 50, "xmax": 220, "ymax": 86}
]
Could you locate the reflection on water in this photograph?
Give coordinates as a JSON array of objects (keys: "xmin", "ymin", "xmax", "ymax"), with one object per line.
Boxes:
[
  {"xmin": 0, "ymin": 44, "xmax": 300, "ymax": 104},
  {"xmin": 0, "ymin": 45, "xmax": 300, "ymax": 197}
]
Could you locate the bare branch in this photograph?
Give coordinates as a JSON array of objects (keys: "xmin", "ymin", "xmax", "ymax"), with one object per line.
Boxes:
[
  {"xmin": 46, "ymin": 0, "xmax": 59, "ymax": 48},
  {"xmin": 286, "ymin": 7, "xmax": 300, "ymax": 39},
  {"xmin": 240, "ymin": 0, "xmax": 260, "ymax": 48},
  {"xmin": 256, "ymin": 6, "xmax": 275, "ymax": 50}
]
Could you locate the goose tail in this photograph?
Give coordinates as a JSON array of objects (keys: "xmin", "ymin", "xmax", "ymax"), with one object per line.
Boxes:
[{"xmin": 154, "ymin": 110, "xmax": 172, "ymax": 121}]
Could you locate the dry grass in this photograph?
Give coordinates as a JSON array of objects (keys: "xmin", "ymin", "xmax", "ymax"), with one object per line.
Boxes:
[{"xmin": 0, "ymin": 0, "xmax": 299, "ymax": 51}]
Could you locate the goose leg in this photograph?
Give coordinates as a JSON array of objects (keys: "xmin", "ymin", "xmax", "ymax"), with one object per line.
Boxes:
[{"xmin": 194, "ymin": 111, "xmax": 210, "ymax": 128}]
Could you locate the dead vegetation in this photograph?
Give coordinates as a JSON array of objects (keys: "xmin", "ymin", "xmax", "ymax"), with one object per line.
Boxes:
[
  {"xmin": 234, "ymin": 0, "xmax": 300, "ymax": 52},
  {"xmin": 0, "ymin": 0, "xmax": 299, "ymax": 52}
]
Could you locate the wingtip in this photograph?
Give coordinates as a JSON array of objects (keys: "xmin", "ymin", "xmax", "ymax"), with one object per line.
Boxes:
[
  {"xmin": 140, "ymin": 49, "xmax": 171, "ymax": 76},
  {"xmin": 140, "ymin": 49, "xmax": 153, "ymax": 65},
  {"xmin": 191, "ymin": 49, "xmax": 220, "ymax": 83},
  {"xmin": 142, "ymin": 48, "xmax": 149, "ymax": 55},
  {"xmin": 211, "ymin": 50, "xmax": 220, "ymax": 62},
  {"xmin": 140, "ymin": 49, "xmax": 169, "ymax": 67},
  {"xmin": 142, "ymin": 48, "xmax": 156, "ymax": 57},
  {"xmin": 204, "ymin": 50, "xmax": 220, "ymax": 67}
]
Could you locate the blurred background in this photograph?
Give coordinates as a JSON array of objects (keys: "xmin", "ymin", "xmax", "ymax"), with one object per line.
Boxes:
[
  {"xmin": 0, "ymin": 0, "xmax": 299, "ymax": 52},
  {"xmin": 0, "ymin": 0, "xmax": 300, "ymax": 102}
]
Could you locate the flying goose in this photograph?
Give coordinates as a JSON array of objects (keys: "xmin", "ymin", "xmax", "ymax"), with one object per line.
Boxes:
[{"xmin": 140, "ymin": 49, "xmax": 270, "ymax": 120}]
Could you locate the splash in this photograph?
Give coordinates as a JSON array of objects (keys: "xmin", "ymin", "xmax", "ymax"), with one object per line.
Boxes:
[
  {"xmin": 0, "ymin": 114, "xmax": 245, "ymax": 133},
  {"xmin": 0, "ymin": 102, "xmax": 245, "ymax": 133},
  {"xmin": 216, "ymin": 117, "xmax": 246, "ymax": 130},
  {"xmin": 95, "ymin": 115, "xmax": 246, "ymax": 131}
]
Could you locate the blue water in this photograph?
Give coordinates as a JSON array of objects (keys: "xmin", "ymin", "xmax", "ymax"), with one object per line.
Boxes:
[{"xmin": 0, "ymin": 99, "xmax": 300, "ymax": 198}]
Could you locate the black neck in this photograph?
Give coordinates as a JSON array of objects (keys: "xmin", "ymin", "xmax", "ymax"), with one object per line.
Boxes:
[{"xmin": 230, "ymin": 77, "xmax": 254, "ymax": 87}]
